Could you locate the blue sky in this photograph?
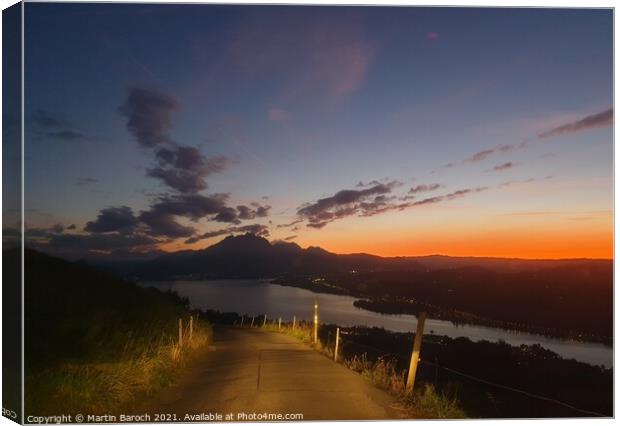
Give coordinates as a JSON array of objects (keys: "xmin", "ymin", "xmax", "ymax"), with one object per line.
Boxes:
[{"xmin": 22, "ymin": 4, "xmax": 613, "ymax": 258}]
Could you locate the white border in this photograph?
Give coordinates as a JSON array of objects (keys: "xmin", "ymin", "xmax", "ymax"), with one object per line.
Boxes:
[{"xmin": 0, "ymin": 2, "xmax": 616, "ymax": 426}]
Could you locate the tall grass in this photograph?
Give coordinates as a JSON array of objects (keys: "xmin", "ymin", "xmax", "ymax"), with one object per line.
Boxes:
[
  {"xmin": 26, "ymin": 319, "xmax": 212, "ymax": 415},
  {"xmin": 259, "ymin": 321, "xmax": 466, "ymax": 419}
]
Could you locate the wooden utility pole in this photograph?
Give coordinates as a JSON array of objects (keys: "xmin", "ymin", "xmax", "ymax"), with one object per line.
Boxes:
[
  {"xmin": 406, "ymin": 311, "xmax": 427, "ymax": 394},
  {"xmin": 313, "ymin": 300, "xmax": 319, "ymax": 344},
  {"xmin": 189, "ymin": 315, "xmax": 193, "ymax": 341},
  {"xmin": 263, "ymin": 314, "xmax": 267, "ymax": 327},
  {"xmin": 178, "ymin": 318, "xmax": 183, "ymax": 347},
  {"xmin": 334, "ymin": 327, "xmax": 340, "ymax": 361},
  {"xmin": 292, "ymin": 315, "xmax": 296, "ymax": 330},
  {"xmin": 278, "ymin": 317, "xmax": 282, "ymax": 330}
]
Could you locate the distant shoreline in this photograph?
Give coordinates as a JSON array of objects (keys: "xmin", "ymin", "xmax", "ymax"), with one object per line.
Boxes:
[{"xmin": 268, "ymin": 278, "xmax": 612, "ymax": 347}]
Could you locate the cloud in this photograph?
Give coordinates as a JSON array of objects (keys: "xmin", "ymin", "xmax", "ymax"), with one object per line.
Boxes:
[
  {"xmin": 213, "ymin": 206, "xmax": 241, "ymax": 224},
  {"xmin": 538, "ymin": 109, "xmax": 613, "ymax": 139},
  {"xmin": 31, "ymin": 110, "xmax": 91, "ymax": 142},
  {"xmin": 489, "ymin": 162, "xmax": 517, "ymax": 172},
  {"xmin": 437, "ymin": 144, "xmax": 520, "ymax": 171},
  {"xmin": 410, "ymin": 187, "xmax": 488, "ymax": 206},
  {"xmin": 277, "ymin": 219, "xmax": 303, "ymax": 229},
  {"xmin": 138, "ymin": 209, "xmax": 195, "ymax": 238},
  {"xmin": 408, "ymin": 183, "xmax": 442, "ymax": 194},
  {"xmin": 436, "ymin": 109, "xmax": 613, "ymax": 173},
  {"xmin": 84, "ymin": 206, "xmax": 139, "ymax": 234},
  {"xmin": 119, "ymin": 87, "xmax": 178, "ymax": 148},
  {"xmin": 138, "ymin": 193, "xmax": 265, "ymax": 238},
  {"xmin": 45, "ymin": 130, "xmax": 90, "ymax": 142},
  {"xmin": 297, "ymin": 181, "xmax": 401, "ymax": 228},
  {"xmin": 237, "ymin": 203, "xmax": 271, "ymax": 220},
  {"xmin": 120, "ymin": 88, "xmax": 235, "ymax": 193},
  {"xmin": 498, "ymin": 175, "xmax": 553, "ymax": 188},
  {"xmin": 230, "ymin": 12, "xmax": 375, "ymax": 102},
  {"xmin": 46, "ymin": 233, "xmax": 159, "ymax": 254},
  {"xmin": 184, "ymin": 223, "xmax": 270, "ymax": 244},
  {"xmin": 147, "ymin": 151, "xmax": 233, "ymax": 194},
  {"xmin": 77, "ymin": 177, "xmax": 98, "ymax": 185},
  {"xmin": 296, "ymin": 183, "xmax": 492, "ymax": 229}
]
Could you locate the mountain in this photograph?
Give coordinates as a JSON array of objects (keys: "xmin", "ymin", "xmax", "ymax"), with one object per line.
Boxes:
[
  {"xmin": 127, "ymin": 233, "xmax": 609, "ymax": 281},
  {"xmin": 133, "ymin": 234, "xmax": 387, "ymax": 280}
]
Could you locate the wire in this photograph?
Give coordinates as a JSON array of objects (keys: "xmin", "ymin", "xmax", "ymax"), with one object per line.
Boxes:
[{"xmin": 419, "ymin": 360, "xmax": 607, "ymax": 417}]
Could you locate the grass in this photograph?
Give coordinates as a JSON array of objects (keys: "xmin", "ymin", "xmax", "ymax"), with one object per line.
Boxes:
[
  {"xmin": 23, "ymin": 250, "xmax": 213, "ymax": 415},
  {"xmin": 258, "ymin": 321, "xmax": 467, "ymax": 419},
  {"xmin": 26, "ymin": 317, "xmax": 212, "ymax": 415}
]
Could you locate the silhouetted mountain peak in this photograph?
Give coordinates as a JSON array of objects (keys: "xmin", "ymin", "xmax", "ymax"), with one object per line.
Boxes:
[
  {"xmin": 272, "ymin": 240, "xmax": 303, "ymax": 253},
  {"xmin": 206, "ymin": 233, "xmax": 272, "ymax": 254}
]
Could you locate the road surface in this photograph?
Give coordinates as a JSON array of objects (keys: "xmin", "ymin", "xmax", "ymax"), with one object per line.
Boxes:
[{"xmin": 138, "ymin": 326, "xmax": 408, "ymax": 421}]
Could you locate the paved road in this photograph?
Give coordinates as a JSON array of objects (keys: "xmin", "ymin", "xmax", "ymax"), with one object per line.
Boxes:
[{"xmin": 138, "ymin": 326, "xmax": 407, "ymax": 421}]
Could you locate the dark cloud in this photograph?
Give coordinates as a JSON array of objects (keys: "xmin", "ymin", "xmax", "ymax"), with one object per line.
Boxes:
[
  {"xmin": 67, "ymin": 224, "xmax": 76, "ymax": 230},
  {"xmin": 77, "ymin": 177, "xmax": 98, "ymax": 185},
  {"xmin": 46, "ymin": 232, "xmax": 159, "ymax": 253},
  {"xmin": 277, "ymin": 219, "xmax": 303, "ymax": 228},
  {"xmin": 32, "ymin": 110, "xmax": 69, "ymax": 129},
  {"xmin": 84, "ymin": 206, "xmax": 139, "ymax": 234},
  {"xmin": 119, "ymin": 87, "xmax": 178, "ymax": 148},
  {"xmin": 137, "ymin": 193, "xmax": 263, "ymax": 237},
  {"xmin": 138, "ymin": 210, "xmax": 195, "ymax": 238},
  {"xmin": 120, "ymin": 88, "xmax": 235, "ymax": 193},
  {"xmin": 297, "ymin": 182, "xmax": 400, "ymax": 228},
  {"xmin": 184, "ymin": 223, "xmax": 270, "ymax": 244},
  {"xmin": 355, "ymin": 179, "xmax": 382, "ymax": 188},
  {"xmin": 237, "ymin": 203, "xmax": 271, "ymax": 220},
  {"xmin": 284, "ymin": 235, "xmax": 297, "ymax": 241},
  {"xmin": 148, "ymin": 147, "xmax": 235, "ymax": 193},
  {"xmin": 538, "ymin": 109, "xmax": 613, "ymax": 139},
  {"xmin": 145, "ymin": 193, "xmax": 230, "ymax": 221},
  {"xmin": 32, "ymin": 110, "xmax": 91, "ymax": 142},
  {"xmin": 435, "ymin": 109, "xmax": 613, "ymax": 174},
  {"xmin": 408, "ymin": 183, "xmax": 442, "ymax": 194},
  {"xmin": 213, "ymin": 206, "xmax": 241, "ymax": 224},
  {"xmin": 411, "ymin": 187, "xmax": 488, "ymax": 206},
  {"xmin": 297, "ymin": 184, "xmax": 491, "ymax": 229},
  {"xmin": 45, "ymin": 130, "xmax": 90, "ymax": 142},
  {"xmin": 490, "ymin": 162, "xmax": 517, "ymax": 172}
]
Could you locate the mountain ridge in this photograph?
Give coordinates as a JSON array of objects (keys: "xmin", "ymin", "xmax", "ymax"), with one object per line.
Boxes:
[{"xmin": 129, "ymin": 233, "xmax": 611, "ymax": 280}]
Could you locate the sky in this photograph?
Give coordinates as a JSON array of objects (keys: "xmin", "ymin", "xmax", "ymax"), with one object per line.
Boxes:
[{"xmin": 19, "ymin": 4, "xmax": 613, "ymax": 259}]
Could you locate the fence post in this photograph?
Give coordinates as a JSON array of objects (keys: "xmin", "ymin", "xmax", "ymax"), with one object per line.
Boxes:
[
  {"xmin": 278, "ymin": 317, "xmax": 282, "ymax": 330},
  {"xmin": 189, "ymin": 315, "xmax": 193, "ymax": 341},
  {"xmin": 406, "ymin": 311, "xmax": 427, "ymax": 394},
  {"xmin": 250, "ymin": 316, "xmax": 255, "ymax": 327},
  {"xmin": 313, "ymin": 300, "xmax": 319, "ymax": 344},
  {"xmin": 178, "ymin": 318, "xmax": 183, "ymax": 347},
  {"xmin": 293, "ymin": 315, "xmax": 296, "ymax": 330},
  {"xmin": 263, "ymin": 314, "xmax": 267, "ymax": 327},
  {"xmin": 334, "ymin": 327, "xmax": 340, "ymax": 361}
]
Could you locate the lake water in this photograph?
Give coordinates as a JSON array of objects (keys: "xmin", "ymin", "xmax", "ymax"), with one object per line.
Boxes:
[{"xmin": 142, "ymin": 279, "xmax": 613, "ymax": 368}]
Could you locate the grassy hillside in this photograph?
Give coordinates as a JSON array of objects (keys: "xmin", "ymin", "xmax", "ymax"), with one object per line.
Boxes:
[{"xmin": 20, "ymin": 249, "xmax": 211, "ymax": 414}]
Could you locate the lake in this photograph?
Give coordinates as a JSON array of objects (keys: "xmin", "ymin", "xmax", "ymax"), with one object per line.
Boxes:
[{"xmin": 141, "ymin": 279, "xmax": 613, "ymax": 368}]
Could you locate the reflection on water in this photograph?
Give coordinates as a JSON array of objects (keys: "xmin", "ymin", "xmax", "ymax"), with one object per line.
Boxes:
[{"xmin": 141, "ymin": 279, "xmax": 613, "ymax": 368}]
